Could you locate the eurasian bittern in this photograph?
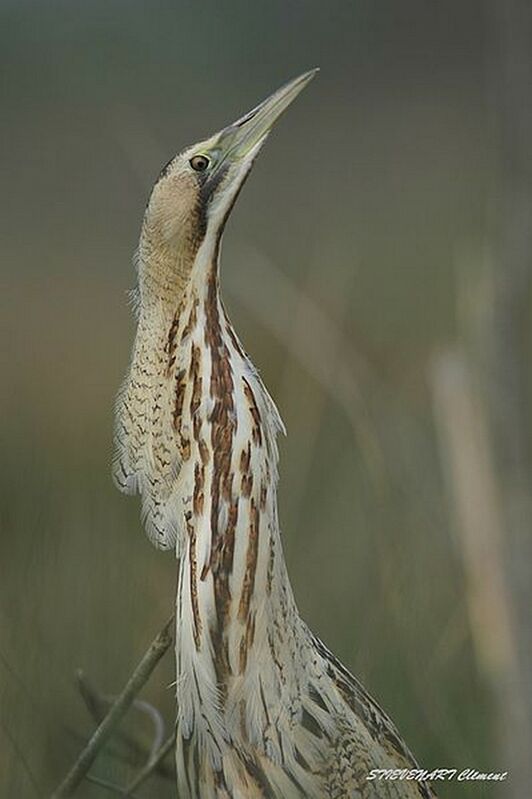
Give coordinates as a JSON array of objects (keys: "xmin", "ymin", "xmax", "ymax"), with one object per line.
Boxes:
[{"xmin": 114, "ymin": 72, "xmax": 435, "ymax": 799}]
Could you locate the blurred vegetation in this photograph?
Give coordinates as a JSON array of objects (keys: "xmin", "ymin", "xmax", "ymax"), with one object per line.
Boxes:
[{"xmin": 1, "ymin": 1, "xmax": 526, "ymax": 797}]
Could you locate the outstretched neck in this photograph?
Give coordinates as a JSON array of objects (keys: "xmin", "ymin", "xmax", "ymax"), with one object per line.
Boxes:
[
  {"xmin": 170, "ymin": 244, "xmax": 308, "ymax": 764},
  {"xmin": 114, "ymin": 232, "xmax": 312, "ymax": 769}
]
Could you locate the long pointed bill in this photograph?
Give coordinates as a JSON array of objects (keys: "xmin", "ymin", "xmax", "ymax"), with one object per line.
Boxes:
[{"xmin": 215, "ymin": 69, "xmax": 319, "ymax": 170}]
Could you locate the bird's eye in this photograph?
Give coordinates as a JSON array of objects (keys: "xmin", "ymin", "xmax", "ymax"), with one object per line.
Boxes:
[{"xmin": 190, "ymin": 154, "xmax": 210, "ymax": 172}]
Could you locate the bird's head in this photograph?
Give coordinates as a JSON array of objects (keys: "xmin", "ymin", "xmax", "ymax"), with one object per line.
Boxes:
[{"xmin": 139, "ymin": 69, "xmax": 318, "ymax": 289}]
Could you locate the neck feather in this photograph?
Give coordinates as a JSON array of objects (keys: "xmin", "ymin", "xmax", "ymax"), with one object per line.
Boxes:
[
  {"xmin": 114, "ymin": 234, "xmax": 310, "ymax": 764},
  {"xmin": 171, "ymin": 243, "xmax": 308, "ymax": 762}
]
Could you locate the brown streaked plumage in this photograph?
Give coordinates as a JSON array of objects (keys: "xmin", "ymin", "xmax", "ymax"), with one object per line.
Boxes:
[{"xmin": 114, "ymin": 71, "xmax": 436, "ymax": 799}]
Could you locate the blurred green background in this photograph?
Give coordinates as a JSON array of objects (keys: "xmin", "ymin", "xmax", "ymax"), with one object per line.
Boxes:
[{"xmin": 0, "ymin": 1, "xmax": 519, "ymax": 797}]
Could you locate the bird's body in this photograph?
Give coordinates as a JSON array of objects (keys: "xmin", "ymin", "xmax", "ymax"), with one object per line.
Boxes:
[{"xmin": 114, "ymin": 72, "xmax": 435, "ymax": 799}]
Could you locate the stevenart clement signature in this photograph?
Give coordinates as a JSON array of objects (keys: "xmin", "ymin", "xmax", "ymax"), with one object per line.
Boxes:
[{"xmin": 366, "ymin": 768, "xmax": 508, "ymax": 783}]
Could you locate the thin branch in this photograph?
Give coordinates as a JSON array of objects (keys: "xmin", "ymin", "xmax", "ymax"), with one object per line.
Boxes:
[
  {"xmin": 76, "ymin": 672, "xmax": 171, "ymax": 772},
  {"xmin": 52, "ymin": 617, "xmax": 174, "ymax": 798}
]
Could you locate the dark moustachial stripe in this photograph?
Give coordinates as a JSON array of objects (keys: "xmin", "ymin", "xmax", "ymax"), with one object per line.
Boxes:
[{"xmin": 191, "ymin": 162, "xmax": 229, "ymax": 248}]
